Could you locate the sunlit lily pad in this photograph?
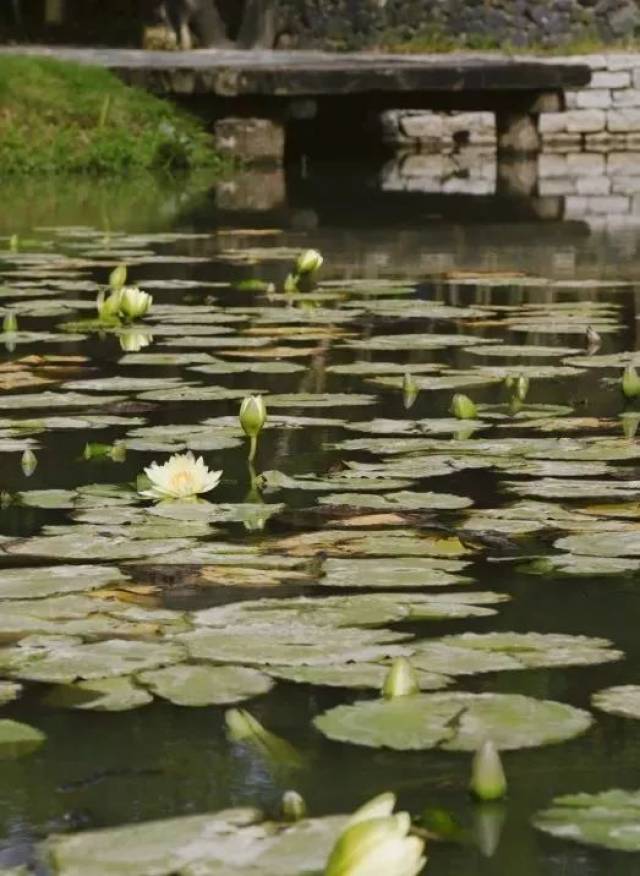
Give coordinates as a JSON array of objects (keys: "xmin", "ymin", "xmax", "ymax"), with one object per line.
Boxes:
[
  {"xmin": 265, "ymin": 393, "xmax": 375, "ymax": 408},
  {"xmin": 505, "ymin": 479, "xmax": 640, "ymax": 501},
  {"xmin": 319, "ymin": 557, "xmax": 470, "ymax": 589},
  {"xmin": 259, "ymin": 470, "xmax": 414, "ymax": 493},
  {"xmin": 466, "ymin": 344, "xmax": 580, "ymax": 358},
  {"xmin": 137, "ymin": 664, "xmax": 274, "ymax": 706},
  {"xmin": 4, "ymin": 532, "xmax": 193, "ymax": 561},
  {"xmin": 0, "ymin": 392, "xmax": 124, "ymax": 410},
  {"xmin": 266, "ymin": 662, "xmax": 450, "ymax": 691},
  {"xmin": 314, "ymin": 692, "xmax": 592, "ymax": 751},
  {"xmin": 555, "ymin": 531, "xmax": 640, "ymax": 557},
  {"xmin": 533, "ymin": 789, "xmax": 640, "ymax": 852},
  {"xmin": 521, "ymin": 554, "xmax": 640, "ymax": 577},
  {"xmin": 44, "ymin": 676, "xmax": 153, "ymax": 712},
  {"xmin": 0, "ymin": 720, "xmax": 45, "ymax": 759},
  {"xmin": 345, "ymin": 333, "xmax": 492, "ymax": 351},
  {"xmin": 592, "ymin": 685, "xmax": 640, "ymax": 720},
  {"xmin": 273, "ymin": 528, "xmax": 472, "ymax": 558},
  {"xmin": 45, "ymin": 807, "xmax": 346, "ymax": 876},
  {"xmin": 317, "ymin": 490, "xmax": 471, "ymax": 511}
]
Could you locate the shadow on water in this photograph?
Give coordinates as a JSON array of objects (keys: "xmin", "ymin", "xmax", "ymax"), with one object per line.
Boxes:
[{"xmin": 1, "ymin": 168, "xmax": 640, "ymax": 874}]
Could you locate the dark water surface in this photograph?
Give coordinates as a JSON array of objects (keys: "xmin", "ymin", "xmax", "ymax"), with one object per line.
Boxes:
[{"xmin": 1, "ymin": 171, "xmax": 640, "ymax": 874}]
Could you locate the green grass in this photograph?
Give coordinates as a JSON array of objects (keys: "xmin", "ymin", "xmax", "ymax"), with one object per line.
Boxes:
[{"xmin": 0, "ymin": 56, "xmax": 222, "ymax": 175}]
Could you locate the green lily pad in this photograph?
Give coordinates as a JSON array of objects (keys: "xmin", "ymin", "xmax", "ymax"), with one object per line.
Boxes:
[
  {"xmin": 259, "ymin": 470, "xmax": 414, "ymax": 493},
  {"xmin": 555, "ymin": 531, "xmax": 640, "ymax": 558},
  {"xmin": 520, "ymin": 554, "xmax": 640, "ymax": 577},
  {"xmin": 44, "ymin": 677, "xmax": 153, "ymax": 712},
  {"xmin": 314, "ymin": 692, "xmax": 592, "ymax": 751},
  {"xmin": 533, "ymin": 789, "xmax": 640, "ymax": 852},
  {"xmin": 0, "ymin": 392, "xmax": 124, "ymax": 410},
  {"xmin": 466, "ymin": 344, "xmax": 580, "ymax": 358},
  {"xmin": 4, "ymin": 532, "xmax": 193, "ymax": 561},
  {"xmin": 592, "ymin": 685, "xmax": 640, "ymax": 720},
  {"xmin": 0, "ymin": 565, "xmax": 129, "ymax": 599},
  {"xmin": 266, "ymin": 662, "xmax": 450, "ymax": 691},
  {"xmin": 137, "ymin": 664, "xmax": 274, "ymax": 706},
  {"xmin": 0, "ymin": 681, "xmax": 22, "ymax": 705},
  {"xmin": 504, "ymin": 479, "xmax": 640, "ymax": 501},
  {"xmin": 319, "ymin": 557, "xmax": 471, "ymax": 589},
  {"xmin": 273, "ymin": 528, "xmax": 472, "ymax": 558},
  {"xmin": 345, "ymin": 333, "xmax": 491, "ymax": 351},
  {"xmin": 264, "ymin": 393, "xmax": 375, "ymax": 408},
  {"xmin": 0, "ymin": 719, "xmax": 45, "ymax": 759},
  {"xmin": 317, "ymin": 490, "xmax": 472, "ymax": 511}
]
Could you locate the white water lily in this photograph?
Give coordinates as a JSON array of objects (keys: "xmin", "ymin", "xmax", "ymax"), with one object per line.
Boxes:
[
  {"xmin": 119, "ymin": 329, "xmax": 154, "ymax": 353},
  {"xmin": 296, "ymin": 248, "xmax": 323, "ymax": 275},
  {"xmin": 140, "ymin": 451, "xmax": 222, "ymax": 500},
  {"xmin": 120, "ymin": 286, "xmax": 153, "ymax": 321},
  {"xmin": 325, "ymin": 793, "xmax": 426, "ymax": 876}
]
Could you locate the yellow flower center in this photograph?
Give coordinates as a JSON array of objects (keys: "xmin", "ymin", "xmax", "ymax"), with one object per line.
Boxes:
[{"xmin": 168, "ymin": 470, "xmax": 197, "ymax": 494}]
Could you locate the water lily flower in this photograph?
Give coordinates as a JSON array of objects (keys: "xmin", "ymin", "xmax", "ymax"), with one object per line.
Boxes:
[
  {"xmin": 451, "ymin": 393, "xmax": 477, "ymax": 420},
  {"xmin": 119, "ymin": 286, "xmax": 153, "ymax": 321},
  {"xmin": 622, "ymin": 364, "xmax": 640, "ymax": 399},
  {"xmin": 139, "ymin": 451, "xmax": 222, "ymax": 500},
  {"xmin": 282, "ymin": 790, "xmax": 307, "ymax": 821},
  {"xmin": 296, "ymin": 249, "xmax": 323, "ymax": 275},
  {"xmin": 21, "ymin": 448, "xmax": 37, "ymax": 477},
  {"xmin": 119, "ymin": 329, "xmax": 153, "ymax": 353},
  {"xmin": 469, "ymin": 740, "xmax": 507, "ymax": 801},
  {"xmin": 325, "ymin": 792, "xmax": 426, "ymax": 876},
  {"xmin": 240, "ymin": 395, "xmax": 267, "ymax": 462},
  {"xmin": 109, "ymin": 263, "xmax": 128, "ymax": 291},
  {"xmin": 382, "ymin": 657, "xmax": 420, "ymax": 699},
  {"xmin": 2, "ymin": 312, "xmax": 17, "ymax": 333}
]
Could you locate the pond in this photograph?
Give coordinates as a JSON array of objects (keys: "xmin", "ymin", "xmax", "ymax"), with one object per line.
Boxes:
[{"xmin": 1, "ymin": 170, "xmax": 640, "ymax": 875}]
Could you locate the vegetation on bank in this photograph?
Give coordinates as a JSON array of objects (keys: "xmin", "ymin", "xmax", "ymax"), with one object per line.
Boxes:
[{"xmin": 0, "ymin": 56, "xmax": 222, "ymax": 175}]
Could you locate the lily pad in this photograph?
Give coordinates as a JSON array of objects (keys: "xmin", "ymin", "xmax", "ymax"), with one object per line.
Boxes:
[
  {"xmin": 0, "ymin": 719, "xmax": 45, "ymax": 759},
  {"xmin": 317, "ymin": 490, "xmax": 472, "ymax": 511},
  {"xmin": 44, "ymin": 677, "xmax": 153, "ymax": 712},
  {"xmin": 0, "ymin": 565, "xmax": 129, "ymax": 599},
  {"xmin": 314, "ymin": 692, "xmax": 593, "ymax": 751},
  {"xmin": 555, "ymin": 531, "xmax": 640, "ymax": 558},
  {"xmin": 319, "ymin": 557, "xmax": 471, "ymax": 589},
  {"xmin": 533, "ymin": 789, "xmax": 640, "ymax": 852},
  {"xmin": 266, "ymin": 662, "xmax": 450, "ymax": 691},
  {"xmin": 592, "ymin": 685, "xmax": 640, "ymax": 720},
  {"xmin": 137, "ymin": 664, "xmax": 274, "ymax": 706}
]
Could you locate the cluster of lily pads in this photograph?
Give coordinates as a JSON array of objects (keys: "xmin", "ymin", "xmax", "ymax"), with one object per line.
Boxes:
[{"xmin": 2, "ymin": 231, "xmax": 640, "ymax": 872}]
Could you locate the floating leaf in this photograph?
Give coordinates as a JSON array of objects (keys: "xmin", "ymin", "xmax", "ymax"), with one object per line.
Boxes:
[
  {"xmin": 0, "ymin": 719, "xmax": 45, "ymax": 759},
  {"xmin": 138, "ymin": 664, "xmax": 274, "ymax": 707},
  {"xmin": 592, "ymin": 685, "xmax": 640, "ymax": 720},
  {"xmin": 534, "ymin": 789, "xmax": 640, "ymax": 852},
  {"xmin": 44, "ymin": 676, "xmax": 153, "ymax": 712}
]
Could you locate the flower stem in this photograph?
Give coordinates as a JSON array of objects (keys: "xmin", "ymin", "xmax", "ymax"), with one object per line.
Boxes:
[{"xmin": 248, "ymin": 434, "xmax": 258, "ymax": 463}]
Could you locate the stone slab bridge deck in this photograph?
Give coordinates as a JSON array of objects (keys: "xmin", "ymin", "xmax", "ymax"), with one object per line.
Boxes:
[{"xmin": 1, "ymin": 47, "xmax": 591, "ymax": 189}]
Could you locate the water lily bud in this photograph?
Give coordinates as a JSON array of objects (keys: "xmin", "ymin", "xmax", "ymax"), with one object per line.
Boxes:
[
  {"xmin": 98, "ymin": 289, "xmax": 123, "ymax": 322},
  {"xmin": 622, "ymin": 412, "xmax": 640, "ymax": 439},
  {"xmin": 225, "ymin": 708, "xmax": 304, "ymax": 769},
  {"xmin": 109, "ymin": 263, "xmax": 128, "ymax": 291},
  {"xmin": 284, "ymin": 273, "xmax": 299, "ymax": 294},
  {"xmin": 515, "ymin": 374, "xmax": 530, "ymax": 402},
  {"xmin": 622, "ymin": 364, "xmax": 640, "ymax": 399},
  {"xmin": 586, "ymin": 325, "xmax": 601, "ymax": 352},
  {"xmin": 21, "ymin": 448, "xmax": 37, "ymax": 477},
  {"xmin": 110, "ymin": 442, "xmax": 127, "ymax": 463},
  {"xmin": 119, "ymin": 286, "xmax": 153, "ymax": 321},
  {"xmin": 473, "ymin": 803, "xmax": 506, "ymax": 858},
  {"xmin": 240, "ymin": 395, "xmax": 267, "ymax": 439},
  {"xmin": 282, "ymin": 790, "xmax": 307, "ymax": 822},
  {"xmin": 8, "ymin": 234, "xmax": 18, "ymax": 252},
  {"xmin": 325, "ymin": 794, "xmax": 426, "ymax": 876},
  {"xmin": 469, "ymin": 740, "xmax": 507, "ymax": 802},
  {"xmin": 2, "ymin": 312, "xmax": 17, "ymax": 333},
  {"xmin": 382, "ymin": 657, "xmax": 420, "ymax": 699},
  {"xmin": 451, "ymin": 393, "xmax": 477, "ymax": 420},
  {"xmin": 296, "ymin": 249, "xmax": 323, "ymax": 275},
  {"xmin": 402, "ymin": 372, "xmax": 419, "ymax": 410},
  {"xmin": 0, "ymin": 491, "xmax": 12, "ymax": 509}
]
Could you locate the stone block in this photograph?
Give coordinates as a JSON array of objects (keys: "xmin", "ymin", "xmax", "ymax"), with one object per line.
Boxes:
[
  {"xmin": 540, "ymin": 113, "xmax": 567, "ymax": 134},
  {"xmin": 539, "ymin": 177, "xmax": 576, "ymax": 196},
  {"xmin": 565, "ymin": 110, "xmax": 606, "ymax": 133},
  {"xmin": 541, "ymin": 133, "xmax": 583, "ymax": 153},
  {"xmin": 591, "ymin": 71, "xmax": 631, "ymax": 89},
  {"xmin": 400, "ymin": 113, "xmax": 445, "ymax": 141},
  {"xmin": 611, "ymin": 176, "xmax": 640, "ymax": 194},
  {"xmin": 538, "ymin": 153, "xmax": 568, "ymax": 177},
  {"xmin": 564, "ymin": 91, "xmax": 580, "ymax": 111},
  {"xmin": 575, "ymin": 89, "xmax": 612, "ymax": 109},
  {"xmin": 613, "ymin": 89, "xmax": 640, "ymax": 107},
  {"xmin": 632, "ymin": 193, "xmax": 640, "ymax": 214},
  {"xmin": 401, "ymin": 154, "xmax": 448, "ymax": 178},
  {"xmin": 215, "ymin": 168, "xmax": 286, "ymax": 210},
  {"xmin": 585, "ymin": 132, "xmax": 631, "ymax": 152},
  {"xmin": 607, "ymin": 152, "xmax": 640, "ymax": 175},
  {"xmin": 564, "ymin": 196, "xmax": 589, "ymax": 217},
  {"xmin": 606, "ymin": 55, "xmax": 637, "ymax": 71},
  {"xmin": 214, "ymin": 118, "xmax": 285, "ymax": 163},
  {"xmin": 633, "ymin": 69, "xmax": 640, "ymax": 90},
  {"xmin": 586, "ymin": 196, "xmax": 630, "ymax": 214},
  {"xmin": 608, "ymin": 109, "xmax": 640, "ymax": 132},
  {"xmin": 566, "ymin": 152, "xmax": 606, "ymax": 176},
  {"xmin": 576, "ymin": 176, "xmax": 612, "ymax": 195}
]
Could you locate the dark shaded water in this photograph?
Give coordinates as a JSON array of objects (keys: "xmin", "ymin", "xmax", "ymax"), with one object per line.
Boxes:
[{"xmin": 1, "ymin": 171, "xmax": 640, "ymax": 874}]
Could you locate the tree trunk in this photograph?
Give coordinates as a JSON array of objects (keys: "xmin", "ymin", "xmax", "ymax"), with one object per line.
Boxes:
[
  {"xmin": 190, "ymin": 0, "xmax": 232, "ymax": 47},
  {"xmin": 237, "ymin": 0, "xmax": 276, "ymax": 48}
]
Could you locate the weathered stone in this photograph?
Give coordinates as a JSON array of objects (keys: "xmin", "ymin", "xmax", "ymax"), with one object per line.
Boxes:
[
  {"xmin": 214, "ymin": 117, "xmax": 285, "ymax": 163},
  {"xmin": 566, "ymin": 152, "xmax": 605, "ymax": 175},
  {"xmin": 542, "ymin": 133, "xmax": 583, "ymax": 152},
  {"xmin": 613, "ymin": 89, "xmax": 640, "ymax": 107},
  {"xmin": 576, "ymin": 175, "xmax": 612, "ymax": 195},
  {"xmin": 586, "ymin": 195, "xmax": 630, "ymax": 213},
  {"xmin": 565, "ymin": 110, "xmax": 606, "ymax": 133},
  {"xmin": 608, "ymin": 109, "xmax": 640, "ymax": 132},
  {"xmin": 575, "ymin": 89, "xmax": 611, "ymax": 109},
  {"xmin": 607, "ymin": 152, "xmax": 640, "ymax": 175},
  {"xmin": 539, "ymin": 177, "xmax": 577, "ymax": 195},
  {"xmin": 590, "ymin": 71, "xmax": 631, "ymax": 89},
  {"xmin": 611, "ymin": 176, "xmax": 640, "ymax": 194},
  {"xmin": 585, "ymin": 132, "xmax": 631, "ymax": 151},
  {"xmin": 540, "ymin": 112, "xmax": 568, "ymax": 134},
  {"xmin": 497, "ymin": 112, "xmax": 541, "ymax": 153},
  {"xmin": 399, "ymin": 113, "xmax": 445, "ymax": 142},
  {"xmin": 538, "ymin": 153, "xmax": 568, "ymax": 177}
]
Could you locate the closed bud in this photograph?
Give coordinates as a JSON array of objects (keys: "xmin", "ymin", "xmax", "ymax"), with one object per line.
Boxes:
[
  {"xmin": 586, "ymin": 325, "xmax": 601, "ymax": 352},
  {"xmin": 296, "ymin": 249, "xmax": 323, "ymax": 275},
  {"xmin": 402, "ymin": 373, "xmax": 419, "ymax": 410},
  {"xmin": 451, "ymin": 393, "xmax": 477, "ymax": 420},
  {"xmin": 98, "ymin": 289, "xmax": 123, "ymax": 322},
  {"xmin": 382, "ymin": 657, "xmax": 420, "ymax": 699},
  {"xmin": 8, "ymin": 234, "xmax": 18, "ymax": 252},
  {"xmin": 515, "ymin": 374, "xmax": 530, "ymax": 402},
  {"xmin": 240, "ymin": 395, "xmax": 267, "ymax": 439},
  {"xmin": 109, "ymin": 263, "xmax": 128, "ymax": 291},
  {"xmin": 469, "ymin": 740, "xmax": 507, "ymax": 802},
  {"xmin": 622, "ymin": 364, "xmax": 640, "ymax": 399},
  {"xmin": 2, "ymin": 312, "xmax": 17, "ymax": 333},
  {"xmin": 21, "ymin": 448, "xmax": 37, "ymax": 477},
  {"xmin": 282, "ymin": 790, "xmax": 307, "ymax": 822},
  {"xmin": 119, "ymin": 286, "xmax": 153, "ymax": 321}
]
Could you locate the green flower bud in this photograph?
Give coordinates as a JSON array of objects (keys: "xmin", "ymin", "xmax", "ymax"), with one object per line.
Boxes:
[
  {"xmin": 382, "ymin": 657, "xmax": 420, "ymax": 699},
  {"xmin": 97, "ymin": 289, "xmax": 123, "ymax": 322},
  {"xmin": 240, "ymin": 395, "xmax": 267, "ymax": 439},
  {"xmin": 21, "ymin": 448, "xmax": 37, "ymax": 477},
  {"xmin": 2, "ymin": 312, "xmax": 17, "ymax": 333},
  {"xmin": 225, "ymin": 708, "xmax": 304, "ymax": 769},
  {"xmin": 8, "ymin": 234, "xmax": 18, "ymax": 252},
  {"xmin": 109, "ymin": 263, "xmax": 128, "ymax": 291},
  {"xmin": 402, "ymin": 372, "xmax": 419, "ymax": 410},
  {"xmin": 451, "ymin": 393, "xmax": 477, "ymax": 420},
  {"xmin": 282, "ymin": 790, "xmax": 307, "ymax": 822},
  {"xmin": 622, "ymin": 364, "xmax": 640, "ymax": 399},
  {"xmin": 119, "ymin": 286, "xmax": 153, "ymax": 321},
  {"xmin": 296, "ymin": 249, "xmax": 323, "ymax": 275},
  {"xmin": 515, "ymin": 374, "xmax": 530, "ymax": 402},
  {"xmin": 469, "ymin": 740, "xmax": 507, "ymax": 802}
]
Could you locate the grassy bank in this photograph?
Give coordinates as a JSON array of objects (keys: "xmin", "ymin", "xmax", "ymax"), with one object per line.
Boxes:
[{"xmin": 0, "ymin": 56, "xmax": 222, "ymax": 175}]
